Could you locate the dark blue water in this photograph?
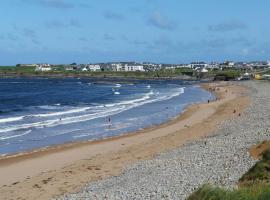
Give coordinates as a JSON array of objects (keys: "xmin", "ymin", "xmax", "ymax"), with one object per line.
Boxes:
[{"xmin": 0, "ymin": 78, "xmax": 214, "ymax": 155}]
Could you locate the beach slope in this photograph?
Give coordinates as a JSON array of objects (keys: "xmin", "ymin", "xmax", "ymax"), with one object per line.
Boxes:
[{"xmin": 0, "ymin": 82, "xmax": 250, "ymax": 200}]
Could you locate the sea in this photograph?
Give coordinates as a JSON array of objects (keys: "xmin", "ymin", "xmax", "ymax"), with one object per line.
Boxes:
[{"xmin": 0, "ymin": 77, "xmax": 215, "ymax": 155}]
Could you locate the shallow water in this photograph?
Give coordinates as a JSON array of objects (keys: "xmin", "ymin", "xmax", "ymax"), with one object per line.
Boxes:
[{"xmin": 0, "ymin": 78, "xmax": 214, "ymax": 155}]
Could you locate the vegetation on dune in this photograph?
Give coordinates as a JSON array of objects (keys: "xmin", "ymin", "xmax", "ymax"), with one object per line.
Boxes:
[
  {"xmin": 188, "ymin": 184, "xmax": 270, "ymax": 200},
  {"xmin": 187, "ymin": 147, "xmax": 270, "ymax": 200},
  {"xmin": 240, "ymin": 150, "xmax": 270, "ymax": 186},
  {"xmin": 213, "ymin": 70, "xmax": 241, "ymax": 81}
]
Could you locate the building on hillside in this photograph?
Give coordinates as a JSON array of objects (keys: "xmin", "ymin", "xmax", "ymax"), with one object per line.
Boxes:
[
  {"xmin": 35, "ymin": 64, "xmax": 52, "ymax": 72},
  {"xmin": 165, "ymin": 65, "xmax": 176, "ymax": 70},
  {"xmin": 207, "ymin": 62, "xmax": 220, "ymax": 70},
  {"xmin": 143, "ymin": 63, "xmax": 162, "ymax": 71},
  {"xmin": 124, "ymin": 64, "xmax": 145, "ymax": 72},
  {"xmin": 19, "ymin": 64, "xmax": 38, "ymax": 67},
  {"xmin": 65, "ymin": 66, "xmax": 74, "ymax": 71},
  {"xmin": 190, "ymin": 62, "xmax": 208, "ymax": 70},
  {"xmin": 111, "ymin": 63, "xmax": 123, "ymax": 71},
  {"xmin": 223, "ymin": 61, "xmax": 235, "ymax": 67},
  {"xmin": 175, "ymin": 64, "xmax": 191, "ymax": 68},
  {"xmin": 88, "ymin": 64, "xmax": 101, "ymax": 72}
]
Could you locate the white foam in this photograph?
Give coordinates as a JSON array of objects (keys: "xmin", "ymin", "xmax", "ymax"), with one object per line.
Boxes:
[
  {"xmin": 0, "ymin": 106, "xmax": 92, "ymax": 124},
  {"xmin": 0, "ymin": 106, "xmax": 124, "ymax": 133},
  {"xmin": 0, "ymin": 130, "xmax": 32, "ymax": 140},
  {"xmin": 115, "ymin": 84, "xmax": 122, "ymax": 88},
  {"xmin": 33, "ymin": 107, "xmax": 91, "ymax": 117},
  {"xmin": 0, "ymin": 116, "xmax": 24, "ymax": 123},
  {"xmin": 0, "ymin": 87, "xmax": 185, "ymax": 134}
]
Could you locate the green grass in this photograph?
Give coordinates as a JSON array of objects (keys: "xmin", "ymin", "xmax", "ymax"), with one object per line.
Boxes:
[
  {"xmin": 240, "ymin": 150, "xmax": 270, "ymax": 186},
  {"xmin": 213, "ymin": 70, "xmax": 241, "ymax": 81},
  {"xmin": 188, "ymin": 184, "xmax": 270, "ymax": 200},
  {"xmin": 187, "ymin": 149, "xmax": 270, "ymax": 200}
]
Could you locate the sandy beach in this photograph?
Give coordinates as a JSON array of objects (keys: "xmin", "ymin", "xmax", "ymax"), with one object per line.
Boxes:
[{"xmin": 0, "ymin": 82, "xmax": 250, "ymax": 200}]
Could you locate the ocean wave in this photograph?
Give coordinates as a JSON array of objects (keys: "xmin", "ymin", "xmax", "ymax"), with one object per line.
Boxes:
[
  {"xmin": 105, "ymin": 90, "xmax": 154, "ymax": 107},
  {"xmin": 38, "ymin": 105, "xmax": 61, "ymax": 110},
  {"xmin": 0, "ymin": 130, "xmax": 32, "ymax": 140},
  {"xmin": 0, "ymin": 106, "xmax": 125, "ymax": 133},
  {"xmin": 114, "ymin": 84, "xmax": 122, "ymax": 88},
  {"xmin": 0, "ymin": 87, "xmax": 184, "ymax": 133},
  {"xmin": 33, "ymin": 107, "xmax": 92, "ymax": 117},
  {"xmin": 0, "ymin": 116, "xmax": 24, "ymax": 123},
  {"xmin": 0, "ymin": 106, "xmax": 92, "ymax": 124}
]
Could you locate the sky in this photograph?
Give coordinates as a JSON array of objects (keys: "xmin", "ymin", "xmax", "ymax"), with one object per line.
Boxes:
[{"xmin": 0, "ymin": 0, "xmax": 270, "ymax": 65}]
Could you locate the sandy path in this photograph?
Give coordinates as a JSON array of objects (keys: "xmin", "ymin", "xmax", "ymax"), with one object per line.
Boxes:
[{"xmin": 0, "ymin": 82, "xmax": 250, "ymax": 200}]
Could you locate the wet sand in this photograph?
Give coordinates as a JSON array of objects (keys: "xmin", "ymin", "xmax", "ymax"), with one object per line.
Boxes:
[{"xmin": 0, "ymin": 82, "xmax": 250, "ymax": 200}]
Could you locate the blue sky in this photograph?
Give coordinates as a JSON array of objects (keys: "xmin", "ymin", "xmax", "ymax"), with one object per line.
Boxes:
[{"xmin": 0, "ymin": 0, "xmax": 270, "ymax": 65}]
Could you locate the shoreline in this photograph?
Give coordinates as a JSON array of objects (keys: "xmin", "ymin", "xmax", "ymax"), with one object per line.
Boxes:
[
  {"xmin": 0, "ymin": 82, "xmax": 213, "ymax": 160},
  {"xmin": 66, "ymin": 81, "xmax": 269, "ymax": 200},
  {"xmin": 0, "ymin": 81, "xmax": 250, "ymax": 200}
]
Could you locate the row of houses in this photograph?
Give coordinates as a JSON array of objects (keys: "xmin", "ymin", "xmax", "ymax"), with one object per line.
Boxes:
[
  {"xmin": 65, "ymin": 62, "xmax": 146, "ymax": 72},
  {"xmin": 27, "ymin": 61, "xmax": 270, "ymax": 73}
]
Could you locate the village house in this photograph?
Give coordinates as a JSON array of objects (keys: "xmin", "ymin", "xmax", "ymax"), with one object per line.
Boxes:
[
  {"xmin": 111, "ymin": 63, "xmax": 123, "ymax": 71},
  {"xmin": 190, "ymin": 62, "xmax": 208, "ymax": 70},
  {"xmin": 35, "ymin": 64, "xmax": 52, "ymax": 72},
  {"xmin": 88, "ymin": 64, "xmax": 101, "ymax": 72},
  {"xmin": 124, "ymin": 64, "xmax": 145, "ymax": 72}
]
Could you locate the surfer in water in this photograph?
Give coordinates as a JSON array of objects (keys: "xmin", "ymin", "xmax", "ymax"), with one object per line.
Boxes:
[
  {"xmin": 108, "ymin": 117, "xmax": 111, "ymax": 123},
  {"xmin": 107, "ymin": 117, "xmax": 112, "ymax": 130}
]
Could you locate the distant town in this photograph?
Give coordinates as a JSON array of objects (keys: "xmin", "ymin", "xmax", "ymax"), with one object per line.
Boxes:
[
  {"xmin": 0, "ymin": 60, "xmax": 269, "ymax": 81},
  {"xmin": 17, "ymin": 60, "xmax": 270, "ymax": 73}
]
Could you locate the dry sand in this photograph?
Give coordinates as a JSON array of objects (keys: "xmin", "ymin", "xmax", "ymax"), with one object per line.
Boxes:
[
  {"xmin": 249, "ymin": 140, "xmax": 270, "ymax": 159},
  {"xmin": 0, "ymin": 82, "xmax": 250, "ymax": 200}
]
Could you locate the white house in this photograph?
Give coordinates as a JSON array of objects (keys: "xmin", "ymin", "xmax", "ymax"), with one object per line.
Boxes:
[
  {"xmin": 165, "ymin": 66, "xmax": 176, "ymax": 70},
  {"xmin": 88, "ymin": 64, "xmax": 101, "ymax": 72},
  {"xmin": 65, "ymin": 66, "xmax": 74, "ymax": 71},
  {"xmin": 35, "ymin": 64, "xmax": 52, "ymax": 72},
  {"xmin": 224, "ymin": 61, "xmax": 235, "ymax": 67},
  {"xmin": 124, "ymin": 64, "xmax": 145, "ymax": 72},
  {"xmin": 190, "ymin": 62, "xmax": 208, "ymax": 69},
  {"xmin": 111, "ymin": 63, "xmax": 123, "ymax": 71}
]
